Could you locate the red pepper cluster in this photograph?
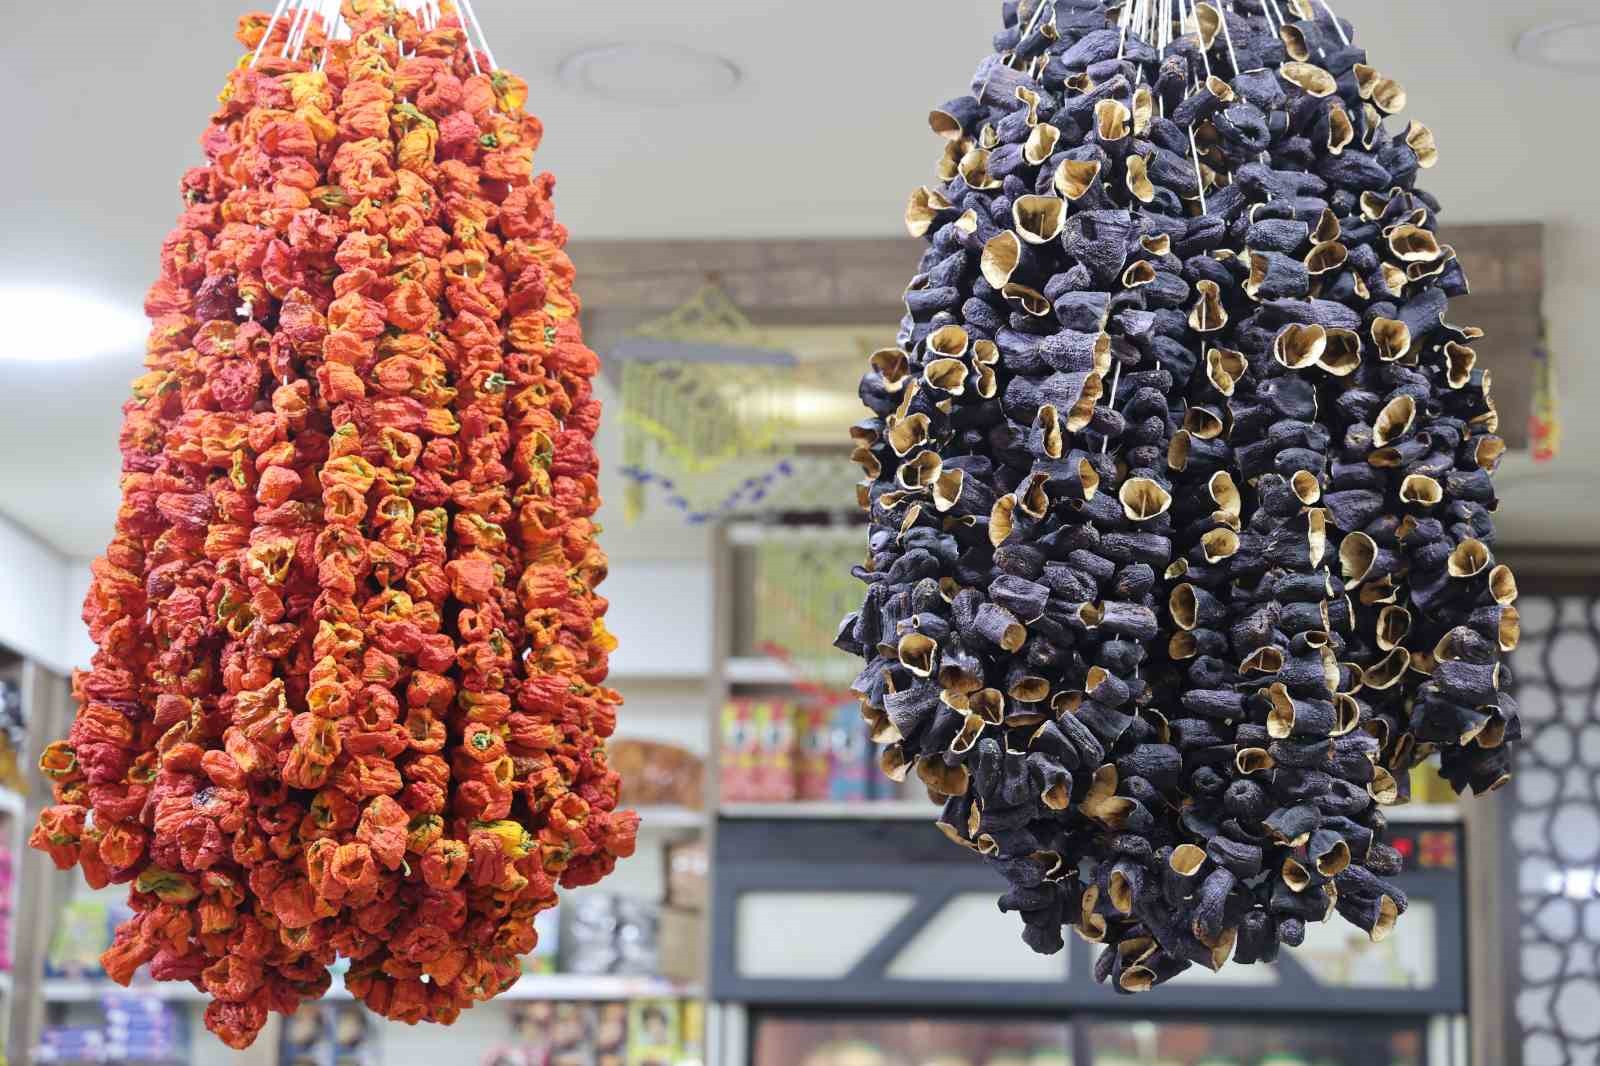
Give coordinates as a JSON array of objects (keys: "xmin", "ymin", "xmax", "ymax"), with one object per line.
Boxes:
[{"xmin": 29, "ymin": 1, "xmax": 635, "ymax": 1047}]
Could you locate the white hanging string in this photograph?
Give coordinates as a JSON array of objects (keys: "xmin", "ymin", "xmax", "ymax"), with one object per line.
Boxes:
[
  {"xmin": 978, "ymin": 0, "xmax": 1053, "ymax": 102},
  {"xmin": 251, "ymin": 0, "xmax": 291, "ymax": 66},
  {"xmin": 457, "ymin": 0, "xmax": 499, "ymax": 72},
  {"xmin": 1214, "ymin": 0, "xmax": 1241, "ymax": 76},
  {"xmin": 1316, "ymin": 0, "xmax": 1351, "ymax": 46}
]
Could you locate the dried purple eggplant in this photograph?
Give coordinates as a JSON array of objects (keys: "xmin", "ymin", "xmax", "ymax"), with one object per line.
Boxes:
[{"xmin": 842, "ymin": 0, "xmax": 1519, "ymax": 990}]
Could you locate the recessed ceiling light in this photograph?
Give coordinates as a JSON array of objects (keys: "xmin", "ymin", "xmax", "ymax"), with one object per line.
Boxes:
[
  {"xmin": 0, "ymin": 287, "xmax": 145, "ymax": 363},
  {"xmin": 1515, "ymin": 19, "xmax": 1600, "ymax": 73},
  {"xmin": 557, "ymin": 43, "xmax": 742, "ymax": 104}
]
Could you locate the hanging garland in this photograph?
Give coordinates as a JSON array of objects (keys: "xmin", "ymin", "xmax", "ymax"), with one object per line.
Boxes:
[
  {"xmin": 839, "ymin": 0, "xmax": 1521, "ymax": 990},
  {"xmin": 30, "ymin": 0, "xmax": 634, "ymax": 1045}
]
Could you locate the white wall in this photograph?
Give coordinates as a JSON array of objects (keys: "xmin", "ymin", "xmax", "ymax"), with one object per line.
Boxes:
[{"xmin": 0, "ymin": 512, "xmax": 78, "ymax": 673}]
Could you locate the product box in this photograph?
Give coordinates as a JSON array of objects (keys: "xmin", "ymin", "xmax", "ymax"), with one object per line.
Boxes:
[
  {"xmin": 718, "ymin": 701, "xmax": 760, "ymax": 803},
  {"xmin": 793, "ymin": 704, "xmax": 833, "ymax": 801},
  {"xmin": 657, "ymin": 906, "xmax": 705, "ymax": 984},
  {"xmin": 751, "ymin": 700, "xmax": 797, "ymax": 801},
  {"xmin": 663, "ymin": 837, "xmax": 708, "ymax": 912},
  {"xmin": 824, "ymin": 702, "xmax": 872, "ymax": 803},
  {"xmin": 595, "ymin": 1001, "xmax": 630, "ymax": 1066},
  {"xmin": 626, "ymin": 999, "xmax": 681, "ymax": 1066}
]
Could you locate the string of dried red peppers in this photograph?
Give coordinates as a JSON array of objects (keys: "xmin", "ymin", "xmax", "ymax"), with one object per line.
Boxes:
[{"xmin": 29, "ymin": 1, "xmax": 635, "ymax": 1047}]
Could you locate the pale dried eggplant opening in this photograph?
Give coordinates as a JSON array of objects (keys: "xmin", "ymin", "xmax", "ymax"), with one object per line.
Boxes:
[
  {"xmin": 1371, "ymin": 895, "xmax": 1400, "ymax": 942},
  {"xmin": 904, "ymin": 186, "xmax": 952, "ymax": 237},
  {"xmin": 1122, "ymin": 260, "xmax": 1158, "ymax": 288},
  {"xmin": 958, "ymin": 148, "xmax": 1001, "ymax": 190},
  {"xmin": 1445, "ymin": 341, "xmax": 1476, "ymax": 389},
  {"xmin": 887, "ymin": 412, "xmax": 931, "ymax": 456},
  {"xmin": 1400, "ymin": 474, "xmax": 1444, "ymax": 507},
  {"xmin": 1170, "ymin": 583, "xmax": 1201, "ymax": 631},
  {"xmin": 1490, "ymin": 564, "xmax": 1518, "ymax": 606},
  {"xmin": 1274, "ymin": 323, "xmax": 1327, "ymax": 369},
  {"xmin": 1327, "ymin": 105, "xmax": 1354, "ymax": 155},
  {"xmin": 1305, "ymin": 241, "xmax": 1349, "ymax": 275},
  {"xmin": 1055, "ymin": 158, "xmax": 1103, "ymax": 200},
  {"xmin": 1292, "ymin": 470, "xmax": 1322, "ymax": 506},
  {"xmin": 1388, "ymin": 223, "xmax": 1441, "ymax": 262},
  {"xmin": 1190, "ymin": 280, "xmax": 1228, "ymax": 332},
  {"xmin": 1373, "ymin": 394, "xmax": 1416, "ymax": 447},
  {"xmin": 1126, "ymin": 154, "xmax": 1156, "ymax": 203},
  {"xmin": 927, "ymin": 324, "xmax": 970, "ymax": 359},
  {"xmin": 981, "ymin": 232, "xmax": 1026, "ymax": 288},
  {"xmin": 923, "ymin": 358, "xmax": 968, "ymax": 396},
  {"xmin": 1035, "ymin": 404, "xmax": 1064, "ymax": 459},
  {"xmin": 1448, "ymin": 538, "xmax": 1491, "ymax": 578},
  {"xmin": 1241, "ymin": 646, "xmax": 1285, "ymax": 674},
  {"xmin": 1184, "ymin": 406, "xmax": 1225, "ymax": 440},
  {"xmin": 1280, "ymin": 62, "xmax": 1338, "ymax": 97},
  {"xmin": 1363, "ymin": 647, "xmax": 1410, "ymax": 690},
  {"xmin": 1406, "ymin": 121, "xmax": 1438, "ymax": 167},
  {"xmin": 1236, "ymin": 747, "xmax": 1275, "ymax": 774},
  {"xmin": 1377, "ymin": 605, "xmax": 1411, "ymax": 651},
  {"xmin": 1095, "ymin": 98, "xmax": 1131, "ymax": 141},
  {"xmin": 897, "ymin": 633, "xmax": 938, "ymax": 677},
  {"xmin": 1013, "ymin": 195, "xmax": 1068, "ymax": 245},
  {"xmin": 1319, "ymin": 328, "xmax": 1362, "ymax": 376},
  {"xmin": 1001, "ymin": 282, "xmax": 1052, "ymax": 317},
  {"xmin": 1024, "ymin": 123, "xmax": 1061, "ymax": 166},
  {"xmin": 1201, "ymin": 527, "xmax": 1241, "ymax": 563},
  {"xmin": 1279, "ymin": 24, "xmax": 1310, "ymax": 61},
  {"xmin": 1369, "ymin": 315, "xmax": 1408, "ymax": 361},
  {"xmin": 1207, "ymin": 347, "xmax": 1246, "ymax": 395},
  {"xmin": 1210, "ymin": 471, "xmax": 1241, "ymax": 518},
  {"xmin": 1120, "ymin": 477, "xmax": 1174, "ymax": 521}
]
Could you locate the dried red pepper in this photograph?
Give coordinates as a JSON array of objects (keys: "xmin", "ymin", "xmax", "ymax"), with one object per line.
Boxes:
[{"xmin": 31, "ymin": 2, "xmax": 634, "ymax": 1045}]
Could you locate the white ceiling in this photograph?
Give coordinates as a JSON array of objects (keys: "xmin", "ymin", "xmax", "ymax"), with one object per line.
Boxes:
[{"xmin": 0, "ymin": 0, "xmax": 1596, "ymax": 559}]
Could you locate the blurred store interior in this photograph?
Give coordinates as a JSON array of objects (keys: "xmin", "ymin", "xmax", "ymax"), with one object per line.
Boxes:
[{"xmin": 0, "ymin": 2, "xmax": 1597, "ymax": 1065}]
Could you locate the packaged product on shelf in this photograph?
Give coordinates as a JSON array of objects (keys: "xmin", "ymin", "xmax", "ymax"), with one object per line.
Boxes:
[
  {"xmin": 44, "ymin": 898, "xmax": 111, "ymax": 979},
  {"xmin": 566, "ymin": 895, "xmax": 661, "ymax": 976},
  {"xmin": 509, "ymin": 1000, "xmax": 593, "ymax": 1066},
  {"xmin": 279, "ymin": 1001, "xmax": 379, "ymax": 1066},
  {"xmin": 793, "ymin": 705, "xmax": 833, "ymax": 801},
  {"xmin": 595, "ymin": 1001, "xmax": 630, "ymax": 1066},
  {"xmin": 0, "ymin": 678, "xmax": 24, "ymax": 793},
  {"xmin": 824, "ymin": 702, "xmax": 873, "ymax": 803},
  {"xmin": 718, "ymin": 701, "xmax": 761, "ymax": 803},
  {"xmin": 611, "ymin": 740, "xmax": 706, "ymax": 810},
  {"xmin": 663, "ymin": 838, "xmax": 708, "ymax": 912},
  {"xmin": 679, "ymin": 1001, "xmax": 706, "ymax": 1066},
  {"xmin": 657, "ymin": 907, "xmax": 705, "ymax": 984},
  {"xmin": 751, "ymin": 700, "xmax": 798, "ymax": 801},
  {"xmin": 719, "ymin": 699, "xmax": 801, "ymax": 804},
  {"xmin": 626, "ymin": 999, "xmax": 682, "ymax": 1066}
]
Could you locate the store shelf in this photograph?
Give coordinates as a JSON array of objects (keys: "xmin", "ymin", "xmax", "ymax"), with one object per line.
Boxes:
[
  {"xmin": 636, "ymin": 806, "xmax": 708, "ymax": 831},
  {"xmin": 718, "ymin": 800, "xmax": 1465, "ymax": 825},
  {"xmin": 0, "ymin": 785, "xmax": 25, "ymax": 821},
  {"xmin": 724, "ymin": 656, "xmax": 857, "ymax": 687},
  {"xmin": 496, "ymin": 974, "xmax": 703, "ymax": 1001},
  {"xmin": 718, "ymin": 800, "xmax": 939, "ymax": 821},
  {"xmin": 42, "ymin": 974, "xmax": 702, "ymax": 1005},
  {"xmin": 1385, "ymin": 801, "xmax": 1464, "ymax": 823}
]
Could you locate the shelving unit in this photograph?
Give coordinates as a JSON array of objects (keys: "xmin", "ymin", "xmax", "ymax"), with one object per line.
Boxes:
[{"xmin": 40, "ymin": 975, "xmax": 703, "ymax": 1006}]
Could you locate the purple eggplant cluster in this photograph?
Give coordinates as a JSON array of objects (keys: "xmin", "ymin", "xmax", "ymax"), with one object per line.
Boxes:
[{"xmin": 838, "ymin": 0, "xmax": 1520, "ymax": 990}]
